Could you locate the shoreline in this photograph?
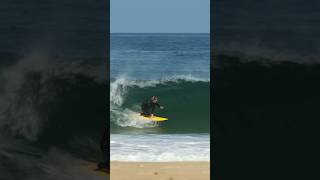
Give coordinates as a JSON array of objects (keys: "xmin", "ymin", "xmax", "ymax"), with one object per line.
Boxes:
[{"xmin": 110, "ymin": 161, "xmax": 210, "ymax": 180}]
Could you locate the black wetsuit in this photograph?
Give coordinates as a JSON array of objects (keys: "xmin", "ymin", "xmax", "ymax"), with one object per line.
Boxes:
[{"xmin": 141, "ymin": 100, "xmax": 161, "ymax": 116}]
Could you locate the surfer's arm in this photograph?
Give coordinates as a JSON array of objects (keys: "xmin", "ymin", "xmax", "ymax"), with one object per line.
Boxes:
[
  {"xmin": 155, "ymin": 103, "xmax": 161, "ymax": 108},
  {"xmin": 156, "ymin": 103, "xmax": 164, "ymax": 109}
]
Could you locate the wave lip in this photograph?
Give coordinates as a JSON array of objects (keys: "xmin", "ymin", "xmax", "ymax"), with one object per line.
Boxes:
[{"xmin": 111, "ymin": 74, "xmax": 209, "ymax": 89}]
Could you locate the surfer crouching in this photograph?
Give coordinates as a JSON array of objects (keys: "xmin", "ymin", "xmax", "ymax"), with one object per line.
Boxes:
[{"xmin": 140, "ymin": 96, "xmax": 164, "ymax": 117}]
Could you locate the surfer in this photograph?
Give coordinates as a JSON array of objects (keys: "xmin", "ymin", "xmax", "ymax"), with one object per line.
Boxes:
[
  {"xmin": 141, "ymin": 96, "xmax": 164, "ymax": 117},
  {"xmin": 97, "ymin": 126, "xmax": 109, "ymax": 172}
]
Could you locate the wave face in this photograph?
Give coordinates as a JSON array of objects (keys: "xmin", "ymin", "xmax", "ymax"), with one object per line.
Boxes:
[{"xmin": 110, "ymin": 76, "xmax": 210, "ymax": 134}]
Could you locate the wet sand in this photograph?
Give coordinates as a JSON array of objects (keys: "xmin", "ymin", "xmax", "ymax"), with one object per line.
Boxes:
[{"xmin": 110, "ymin": 162, "xmax": 210, "ymax": 180}]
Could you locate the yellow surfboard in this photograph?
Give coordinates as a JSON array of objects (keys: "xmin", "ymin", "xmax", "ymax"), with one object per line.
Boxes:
[{"xmin": 138, "ymin": 113, "xmax": 168, "ymax": 121}]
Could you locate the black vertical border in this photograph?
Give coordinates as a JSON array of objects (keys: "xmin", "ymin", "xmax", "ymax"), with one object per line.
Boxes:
[
  {"xmin": 210, "ymin": 0, "xmax": 215, "ymax": 179},
  {"xmin": 106, "ymin": 0, "xmax": 111, "ymax": 173}
]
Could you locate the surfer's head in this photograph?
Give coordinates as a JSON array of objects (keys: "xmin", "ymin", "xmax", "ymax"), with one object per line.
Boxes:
[{"xmin": 151, "ymin": 96, "xmax": 158, "ymax": 103}]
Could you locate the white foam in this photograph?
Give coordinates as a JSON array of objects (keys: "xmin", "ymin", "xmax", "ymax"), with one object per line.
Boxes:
[
  {"xmin": 111, "ymin": 108, "xmax": 157, "ymax": 128},
  {"xmin": 110, "ymin": 77, "xmax": 157, "ymax": 128},
  {"xmin": 111, "ymin": 75, "xmax": 209, "ymax": 89},
  {"xmin": 110, "ymin": 134, "xmax": 210, "ymax": 162}
]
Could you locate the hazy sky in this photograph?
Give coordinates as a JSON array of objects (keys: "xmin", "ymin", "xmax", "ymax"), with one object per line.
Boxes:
[{"xmin": 111, "ymin": 0, "xmax": 210, "ymax": 33}]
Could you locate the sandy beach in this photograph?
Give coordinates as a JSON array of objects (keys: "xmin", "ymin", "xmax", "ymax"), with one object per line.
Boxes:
[{"xmin": 110, "ymin": 162, "xmax": 210, "ymax": 180}]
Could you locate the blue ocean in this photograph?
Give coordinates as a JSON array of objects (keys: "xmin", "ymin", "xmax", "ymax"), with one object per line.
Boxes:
[{"xmin": 110, "ymin": 33, "xmax": 210, "ymax": 162}]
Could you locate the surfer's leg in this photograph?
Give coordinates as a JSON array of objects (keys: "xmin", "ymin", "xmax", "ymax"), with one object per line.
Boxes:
[
  {"xmin": 143, "ymin": 112, "xmax": 151, "ymax": 116},
  {"xmin": 141, "ymin": 110, "xmax": 150, "ymax": 116}
]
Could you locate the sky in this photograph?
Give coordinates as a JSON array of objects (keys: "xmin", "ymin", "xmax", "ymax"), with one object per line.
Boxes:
[{"xmin": 111, "ymin": 0, "xmax": 210, "ymax": 33}]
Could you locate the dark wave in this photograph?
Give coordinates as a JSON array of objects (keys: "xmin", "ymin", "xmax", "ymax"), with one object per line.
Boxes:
[
  {"xmin": 213, "ymin": 53, "xmax": 320, "ymax": 160},
  {"xmin": 0, "ymin": 55, "xmax": 107, "ymax": 160}
]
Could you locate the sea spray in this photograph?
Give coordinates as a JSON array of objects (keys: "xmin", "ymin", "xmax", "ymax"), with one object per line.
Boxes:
[{"xmin": 110, "ymin": 77, "xmax": 157, "ymax": 128}]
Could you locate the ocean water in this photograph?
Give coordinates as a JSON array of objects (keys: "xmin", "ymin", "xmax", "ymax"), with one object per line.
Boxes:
[{"xmin": 110, "ymin": 33, "xmax": 210, "ymax": 162}]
